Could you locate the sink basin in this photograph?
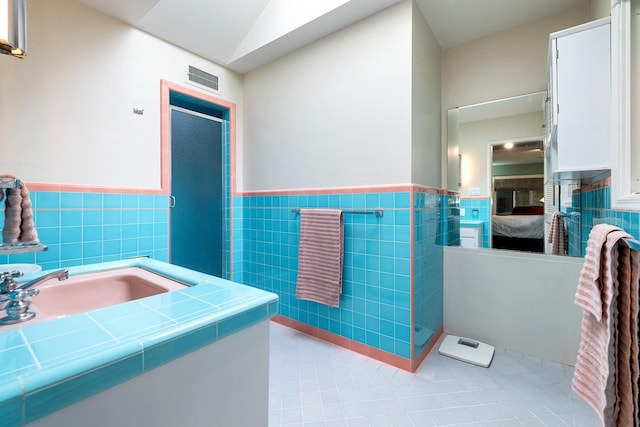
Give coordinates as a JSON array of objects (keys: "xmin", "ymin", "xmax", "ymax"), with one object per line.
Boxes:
[{"xmin": 31, "ymin": 267, "xmax": 187, "ymax": 319}]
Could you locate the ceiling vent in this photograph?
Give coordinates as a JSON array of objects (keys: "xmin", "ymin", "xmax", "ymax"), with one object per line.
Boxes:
[{"xmin": 186, "ymin": 66, "xmax": 219, "ymax": 93}]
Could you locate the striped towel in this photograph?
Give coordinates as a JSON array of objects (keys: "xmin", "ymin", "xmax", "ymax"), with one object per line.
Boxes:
[
  {"xmin": 1, "ymin": 173, "xmax": 38, "ymax": 244},
  {"xmin": 295, "ymin": 209, "xmax": 344, "ymax": 307},
  {"xmin": 572, "ymin": 224, "xmax": 639, "ymax": 426},
  {"xmin": 548, "ymin": 211, "xmax": 567, "ymax": 255}
]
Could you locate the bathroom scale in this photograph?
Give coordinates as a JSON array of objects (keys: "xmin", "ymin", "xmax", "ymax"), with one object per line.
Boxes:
[{"xmin": 438, "ymin": 334, "xmax": 495, "ymax": 368}]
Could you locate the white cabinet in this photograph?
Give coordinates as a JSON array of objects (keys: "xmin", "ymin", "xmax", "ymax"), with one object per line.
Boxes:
[
  {"xmin": 460, "ymin": 225, "xmax": 483, "ymax": 248},
  {"xmin": 548, "ymin": 18, "xmax": 611, "ymax": 179}
]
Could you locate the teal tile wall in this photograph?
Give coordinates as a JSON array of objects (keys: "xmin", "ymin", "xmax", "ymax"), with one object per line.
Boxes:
[
  {"xmin": 237, "ymin": 191, "xmax": 414, "ymax": 359},
  {"xmin": 0, "ymin": 192, "xmax": 170, "ymax": 269},
  {"xmin": 444, "ymin": 193, "xmax": 460, "ymax": 247},
  {"xmin": 231, "ymin": 196, "xmax": 245, "ymax": 283},
  {"xmin": 575, "ymin": 185, "xmax": 640, "ymax": 256},
  {"xmin": 413, "ymin": 191, "xmax": 445, "ymax": 357},
  {"xmin": 235, "ymin": 189, "xmax": 448, "ymax": 361},
  {"xmin": 222, "ymin": 120, "xmax": 231, "ymax": 280},
  {"xmin": 459, "ymin": 198, "xmax": 491, "ymax": 248}
]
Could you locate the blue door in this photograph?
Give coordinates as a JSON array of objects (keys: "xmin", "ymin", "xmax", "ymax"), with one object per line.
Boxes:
[{"xmin": 170, "ymin": 107, "xmax": 223, "ymax": 276}]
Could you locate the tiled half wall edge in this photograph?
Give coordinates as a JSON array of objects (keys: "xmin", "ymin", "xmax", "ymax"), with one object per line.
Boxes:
[{"xmin": 234, "ymin": 185, "xmax": 454, "ymax": 371}]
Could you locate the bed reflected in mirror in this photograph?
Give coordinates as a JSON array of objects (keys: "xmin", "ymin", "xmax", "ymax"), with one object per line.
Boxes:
[{"xmin": 491, "ymin": 140, "xmax": 544, "ymax": 253}]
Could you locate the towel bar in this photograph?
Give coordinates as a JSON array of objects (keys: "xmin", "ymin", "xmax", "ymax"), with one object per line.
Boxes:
[
  {"xmin": 624, "ymin": 238, "xmax": 640, "ymax": 252},
  {"xmin": 559, "ymin": 212, "xmax": 580, "ymax": 218},
  {"xmin": 291, "ymin": 208, "xmax": 383, "ymax": 218}
]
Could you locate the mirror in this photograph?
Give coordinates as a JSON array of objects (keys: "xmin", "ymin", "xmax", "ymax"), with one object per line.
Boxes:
[{"xmin": 448, "ymin": 92, "xmax": 581, "ymax": 257}]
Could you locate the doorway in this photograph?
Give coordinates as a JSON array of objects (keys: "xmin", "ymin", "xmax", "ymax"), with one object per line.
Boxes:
[
  {"xmin": 490, "ymin": 140, "xmax": 545, "ymax": 253},
  {"xmin": 169, "ymin": 99, "xmax": 225, "ymax": 276}
]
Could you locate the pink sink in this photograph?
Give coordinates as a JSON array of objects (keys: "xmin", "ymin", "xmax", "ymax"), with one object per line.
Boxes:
[{"xmin": 33, "ymin": 267, "xmax": 187, "ymax": 318}]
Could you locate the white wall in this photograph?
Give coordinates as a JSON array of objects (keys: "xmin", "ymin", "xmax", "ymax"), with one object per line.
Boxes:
[
  {"xmin": 242, "ymin": 1, "xmax": 413, "ymax": 191},
  {"xmin": 590, "ymin": 0, "xmax": 611, "ymax": 19},
  {"xmin": 444, "ymin": 247, "xmax": 585, "ymax": 365},
  {"xmin": 411, "ymin": 2, "xmax": 441, "ymax": 188},
  {"xmin": 631, "ymin": 0, "xmax": 640, "ymax": 193},
  {"xmin": 442, "ymin": 5, "xmax": 591, "ymax": 112},
  {"xmin": 0, "ymin": 0, "xmax": 243, "ymax": 190},
  {"xmin": 458, "ymin": 111, "xmax": 543, "ymax": 198}
]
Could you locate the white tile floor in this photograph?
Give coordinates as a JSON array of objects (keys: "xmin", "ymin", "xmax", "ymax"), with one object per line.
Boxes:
[{"xmin": 268, "ymin": 322, "xmax": 601, "ymax": 426}]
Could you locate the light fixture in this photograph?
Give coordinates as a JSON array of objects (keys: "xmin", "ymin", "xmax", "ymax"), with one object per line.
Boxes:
[
  {"xmin": 0, "ymin": 0, "xmax": 26, "ymax": 59},
  {"xmin": 504, "ymin": 142, "xmax": 514, "ymax": 149}
]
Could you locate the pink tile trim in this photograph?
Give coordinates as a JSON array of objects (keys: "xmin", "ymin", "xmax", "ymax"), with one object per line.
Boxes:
[
  {"xmin": 271, "ymin": 315, "xmax": 413, "ymax": 372},
  {"xmin": 460, "ymin": 196, "xmax": 490, "ymax": 201},
  {"xmin": 239, "ymin": 184, "xmax": 413, "ymax": 196},
  {"xmin": 411, "ymin": 325, "xmax": 444, "ymax": 372},
  {"xmin": 580, "ymin": 175, "xmax": 611, "ymax": 193},
  {"xmin": 26, "ymin": 183, "xmax": 164, "ymax": 194},
  {"xmin": 412, "ymin": 184, "xmax": 449, "ymax": 195}
]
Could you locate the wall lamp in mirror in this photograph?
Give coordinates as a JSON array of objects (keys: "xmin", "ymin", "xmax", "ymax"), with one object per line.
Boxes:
[{"xmin": 0, "ymin": 0, "xmax": 26, "ymax": 59}]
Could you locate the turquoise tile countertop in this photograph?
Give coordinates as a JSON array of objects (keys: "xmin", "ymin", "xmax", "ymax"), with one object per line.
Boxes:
[{"xmin": 0, "ymin": 258, "xmax": 279, "ymax": 426}]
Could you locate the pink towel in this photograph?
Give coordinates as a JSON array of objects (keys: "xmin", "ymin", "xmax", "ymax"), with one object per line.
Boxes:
[
  {"xmin": 572, "ymin": 224, "xmax": 639, "ymax": 426},
  {"xmin": 295, "ymin": 209, "xmax": 344, "ymax": 307},
  {"xmin": 548, "ymin": 211, "xmax": 567, "ymax": 255},
  {"xmin": 1, "ymin": 173, "xmax": 39, "ymax": 244}
]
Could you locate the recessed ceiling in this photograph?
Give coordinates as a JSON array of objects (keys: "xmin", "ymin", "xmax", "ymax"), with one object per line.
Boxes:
[
  {"xmin": 76, "ymin": 0, "xmax": 591, "ymax": 74},
  {"xmin": 493, "ymin": 140, "xmax": 544, "ymax": 166}
]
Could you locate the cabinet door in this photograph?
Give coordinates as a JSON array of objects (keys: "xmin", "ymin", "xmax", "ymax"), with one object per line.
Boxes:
[
  {"xmin": 554, "ymin": 21, "xmax": 610, "ymax": 173},
  {"xmin": 460, "ymin": 227, "xmax": 480, "ymax": 248}
]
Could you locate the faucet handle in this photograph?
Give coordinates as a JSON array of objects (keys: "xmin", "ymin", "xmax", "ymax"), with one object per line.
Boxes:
[
  {"xmin": 24, "ymin": 288, "xmax": 39, "ymax": 298},
  {"xmin": 0, "ymin": 270, "xmax": 23, "ymax": 293}
]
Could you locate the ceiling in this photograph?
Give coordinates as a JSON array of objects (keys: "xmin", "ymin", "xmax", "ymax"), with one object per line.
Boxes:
[
  {"xmin": 76, "ymin": 0, "xmax": 590, "ymax": 74},
  {"xmin": 493, "ymin": 140, "xmax": 544, "ymax": 166}
]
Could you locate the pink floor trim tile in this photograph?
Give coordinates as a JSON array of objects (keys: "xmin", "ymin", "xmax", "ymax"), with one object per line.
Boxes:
[{"xmin": 272, "ymin": 315, "xmax": 414, "ymax": 372}]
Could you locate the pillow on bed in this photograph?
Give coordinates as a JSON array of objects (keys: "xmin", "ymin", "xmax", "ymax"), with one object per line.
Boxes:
[{"xmin": 511, "ymin": 206, "xmax": 544, "ymax": 215}]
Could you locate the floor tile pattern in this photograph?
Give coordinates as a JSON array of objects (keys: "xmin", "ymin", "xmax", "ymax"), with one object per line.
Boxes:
[{"xmin": 269, "ymin": 323, "xmax": 600, "ymax": 426}]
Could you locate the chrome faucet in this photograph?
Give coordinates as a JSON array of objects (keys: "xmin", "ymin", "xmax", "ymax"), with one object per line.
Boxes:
[{"xmin": 0, "ymin": 268, "xmax": 69, "ymax": 325}]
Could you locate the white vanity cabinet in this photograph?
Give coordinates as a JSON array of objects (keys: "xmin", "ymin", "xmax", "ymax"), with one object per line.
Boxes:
[
  {"xmin": 548, "ymin": 18, "xmax": 611, "ymax": 179},
  {"xmin": 460, "ymin": 224, "xmax": 483, "ymax": 248}
]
